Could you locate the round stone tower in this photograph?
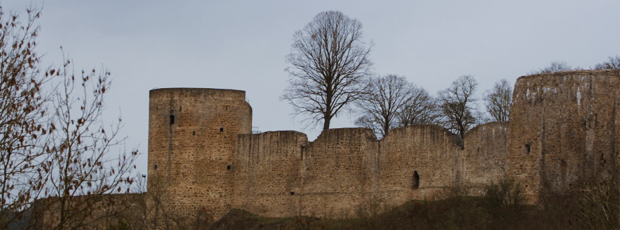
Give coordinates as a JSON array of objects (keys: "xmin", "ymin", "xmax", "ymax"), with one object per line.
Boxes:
[{"xmin": 147, "ymin": 88, "xmax": 252, "ymax": 220}]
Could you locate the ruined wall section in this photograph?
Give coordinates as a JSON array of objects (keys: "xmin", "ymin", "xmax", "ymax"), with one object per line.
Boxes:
[
  {"xmin": 148, "ymin": 88, "xmax": 252, "ymax": 221},
  {"xmin": 230, "ymin": 124, "xmax": 514, "ymax": 218},
  {"xmin": 378, "ymin": 125, "xmax": 462, "ymax": 203},
  {"xmin": 233, "ymin": 131, "xmax": 308, "ymax": 217},
  {"xmin": 299, "ymin": 128, "xmax": 378, "ymax": 217},
  {"xmin": 463, "ymin": 122, "xmax": 509, "ymax": 188},
  {"xmin": 508, "ymin": 70, "xmax": 619, "ymax": 201}
]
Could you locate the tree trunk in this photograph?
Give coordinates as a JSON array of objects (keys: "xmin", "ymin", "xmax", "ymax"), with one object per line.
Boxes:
[{"xmin": 323, "ymin": 116, "xmax": 331, "ymax": 131}]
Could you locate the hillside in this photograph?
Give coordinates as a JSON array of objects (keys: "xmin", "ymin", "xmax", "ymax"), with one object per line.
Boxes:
[{"xmin": 209, "ymin": 187, "xmax": 618, "ymax": 230}]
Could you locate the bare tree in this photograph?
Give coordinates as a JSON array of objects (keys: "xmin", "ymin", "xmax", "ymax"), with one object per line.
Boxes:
[
  {"xmin": 529, "ymin": 61, "xmax": 571, "ymax": 75},
  {"xmin": 594, "ymin": 55, "xmax": 620, "ymax": 70},
  {"xmin": 41, "ymin": 59, "xmax": 138, "ymax": 230},
  {"xmin": 438, "ymin": 75, "xmax": 478, "ymax": 146},
  {"xmin": 0, "ymin": 6, "xmax": 52, "ymax": 229},
  {"xmin": 355, "ymin": 75, "xmax": 414, "ymax": 138},
  {"xmin": 396, "ymin": 87, "xmax": 441, "ymax": 127},
  {"xmin": 283, "ymin": 11, "xmax": 373, "ymax": 131},
  {"xmin": 484, "ymin": 79, "xmax": 512, "ymax": 122},
  {"xmin": 0, "ymin": 5, "xmax": 139, "ymax": 229}
]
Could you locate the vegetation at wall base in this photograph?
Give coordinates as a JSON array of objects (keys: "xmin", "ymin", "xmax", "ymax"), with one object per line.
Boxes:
[{"xmin": 209, "ymin": 180, "xmax": 619, "ymax": 230}]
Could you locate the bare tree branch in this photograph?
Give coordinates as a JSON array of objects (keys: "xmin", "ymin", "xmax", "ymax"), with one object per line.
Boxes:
[
  {"xmin": 437, "ymin": 75, "xmax": 478, "ymax": 147},
  {"xmin": 396, "ymin": 87, "xmax": 441, "ymax": 128},
  {"xmin": 484, "ymin": 79, "xmax": 512, "ymax": 122},
  {"xmin": 41, "ymin": 58, "xmax": 139, "ymax": 230},
  {"xmin": 355, "ymin": 75, "xmax": 415, "ymax": 138},
  {"xmin": 529, "ymin": 61, "xmax": 571, "ymax": 75},
  {"xmin": 594, "ymin": 55, "xmax": 620, "ymax": 70},
  {"xmin": 282, "ymin": 11, "xmax": 373, "ymax": 130},
  {"xmin": 0, "ymin": 6, "xmax": 54, "ymax": 229}
]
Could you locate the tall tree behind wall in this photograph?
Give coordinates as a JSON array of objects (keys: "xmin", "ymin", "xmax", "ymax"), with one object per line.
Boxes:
[
  {"xmin": 529, "ymin": 61, "xmax": 572, "ymax": 75},
  {"xmin": 396, "ymin": 87, "xmax": 441, "ymax": 128},
  {"xmin": 282, "ymin": 11, "xmax": 373, "ymax": 131},
  {"xmin": 595, "ymin": 55, "xmax": 620, "ymax": 70},
  {"xmin": 437, "ymin": 75, "xmax": 478, "ymax": 147},
  {"xmin": 355, "ymin": 75, "xmax": 415, "ymax": 138},
  {"xmin": 484, "ymin": 79, "xmax": 512, "ymax": 122}
]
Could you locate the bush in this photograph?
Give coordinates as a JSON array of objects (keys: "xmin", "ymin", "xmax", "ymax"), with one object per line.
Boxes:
[{"xmin": 483, "ymin": 177, "xmax": 524, "ymax": 208}]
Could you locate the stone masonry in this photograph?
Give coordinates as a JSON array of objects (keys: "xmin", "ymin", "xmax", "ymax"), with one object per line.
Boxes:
[{"xmin": 147, "ymin": 69, "xmax": 619, "ymax": 222}]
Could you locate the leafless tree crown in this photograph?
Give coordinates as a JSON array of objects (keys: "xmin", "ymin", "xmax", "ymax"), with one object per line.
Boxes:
[
  {"xmin": 437, "ymin": 75, "xmax": 478, "ymax": 145},
  {"xmin": 484, "ymin": 79, "xmax": 512, "ymax": 122},
  {"xmin": 355, "ymin": 75, "xmax": 415, "ymax": 138},
  {"xmin": 594, "ymin": 55, "xmax": 620, "ymax": 70},
  {"xmin": 0, "ymin": 5, "xmax": 139, "ymax": 229},
  {"xmin": 43, "ymin": 59, "xmax": 138, "ymax": 229},
  {"xmin": 529, "ymin": 61, "xmax": 572, "ymax": 75},
  {"xmin": 0, "ymin": 6, "xmax": 50, "ymax": 228},
  {"xmin": 396, "ymin": 87, "xmax": 440, "ymax": 128},
  {"xmin": 282, "ymin": 11, "xmax": 373, "ymax": 131}
]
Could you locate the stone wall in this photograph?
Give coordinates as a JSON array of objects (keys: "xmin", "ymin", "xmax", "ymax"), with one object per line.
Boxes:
[
  {"xmin": 30, "ymin": 70, "xmax": 620, "ymax": 227},
  {"xmin": 148, "ymin": 88, "xmax": 252, "ymax": 220},
  {"xmin": 146, "ymin": 88, "xmax": 515, "ymax": 221},
  {"xmin": 507, "ymin": 70, "xmax": 619, "ymax": 201},
  {"xmin": 233, "ymin": 131, "xmax": 307, "ymax": 217},
  {"xmin": 463, "ymin": 122, "xmax": 509, "ymax": 188},
  {"xmin": 378, "ymin": 125, "xmax": 462, "ymax": 204},
  {"xmin": 146, "ymin": 69, "xmax": 619, "ymax": 222},
  {"xmin": 30, "ymin": 193, "xmax": 145, "ymax": 229},
  {"xmin": 231, "ymin": 124, "xmax": 507, "ymax": 219},
  {"xmin": 299, "ymin": 128, "xmax": 377, "ymax": 217}
]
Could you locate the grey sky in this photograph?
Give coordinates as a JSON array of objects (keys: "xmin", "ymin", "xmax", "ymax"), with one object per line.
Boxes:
[{"xmin": 3, "ymin": 0, "xmax": 620, "ymax": 175}]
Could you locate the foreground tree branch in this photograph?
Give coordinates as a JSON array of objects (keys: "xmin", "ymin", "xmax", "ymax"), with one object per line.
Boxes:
[
  {"xmin": 41, "ymin": 58, "xmax": 138, "ymax": 230},
  {"xmin": 0, "ymin": 6, "xmax": 52, "ymax": 229},
  {"xmin": 0, "ymin": 4, "xmax": 139, "ymax": 229}
]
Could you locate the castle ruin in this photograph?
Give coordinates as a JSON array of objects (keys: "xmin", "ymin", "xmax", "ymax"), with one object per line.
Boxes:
[{"xmin": 147, "ymin": 69, "xmax": 619, "ymax": 222}]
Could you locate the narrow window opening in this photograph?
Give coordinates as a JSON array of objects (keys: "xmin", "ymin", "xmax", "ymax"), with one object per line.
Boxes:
[
  {"xmin": 290, "ymin": 191, "xmax": 295, "ymax": 195},
  {"xmin": 412, "ymin": 171, "xmax": 420, "ymax": 189},
  {"xmin": 169, "ymin": 115, "xmax": 175, "ymax": 125},
  {"xmin": 525, "ymin": 144, "xmax": 531, "ymax": 154},
  {"xmin": 226, "ymin": 165, "xmax": 231, "ymax": 170},
  {"xmin": 192, "ymin": 131, "xmax": 195, "ymax": 136},
  {"xmin": 560, "ymin": 159, "xmax": 567, "ymax": 184},
  {"xmin": 220, "ymin": 127, "xmax": 224, "ymax": 132},
  {"xmin": 154, "ymin": 164, "xmax": 158, "ymax": 170}
]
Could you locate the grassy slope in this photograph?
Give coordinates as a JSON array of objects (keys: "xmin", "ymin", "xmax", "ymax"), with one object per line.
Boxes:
[{"xmin": 209, "ymin": 198, "xmax": 558, "ymax": 230}]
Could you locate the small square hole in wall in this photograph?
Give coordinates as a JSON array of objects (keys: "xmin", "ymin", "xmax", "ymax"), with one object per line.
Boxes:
[
  {"xmin": 220, "ymin": 127, "xmax": 224, "ymax": 132},
  {"xmin": 154, "ymin": 164, "xmax": 158, "ymax": 170},
  {"xmin": 525, "ymin": 144, "xmax": 531, "ymax": 154},
  {"xmin": 290, "ymin": 191, "xmax": 295, "ymax": 195},
  {"xmin": 192, "ymin": 131, "xmax": 195, "ymax": 136},
  {"xmin": 226, "ymin": 165, "xmax": 231, "ymax": 170},
  {"xmin": 169, "ymin": 115, "xmax": 175, "ymax": 125}
]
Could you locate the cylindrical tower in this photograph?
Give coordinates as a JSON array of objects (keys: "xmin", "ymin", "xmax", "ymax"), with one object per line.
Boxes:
[{"xmin": 148, "ymin": 88, "xmax": 252, "ymax": 221}]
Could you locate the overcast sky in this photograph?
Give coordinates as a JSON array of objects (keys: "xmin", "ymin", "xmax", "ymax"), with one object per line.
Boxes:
[{"xmin": 3, "ymin": 0, "xmax": 620, "ymax": 175}]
